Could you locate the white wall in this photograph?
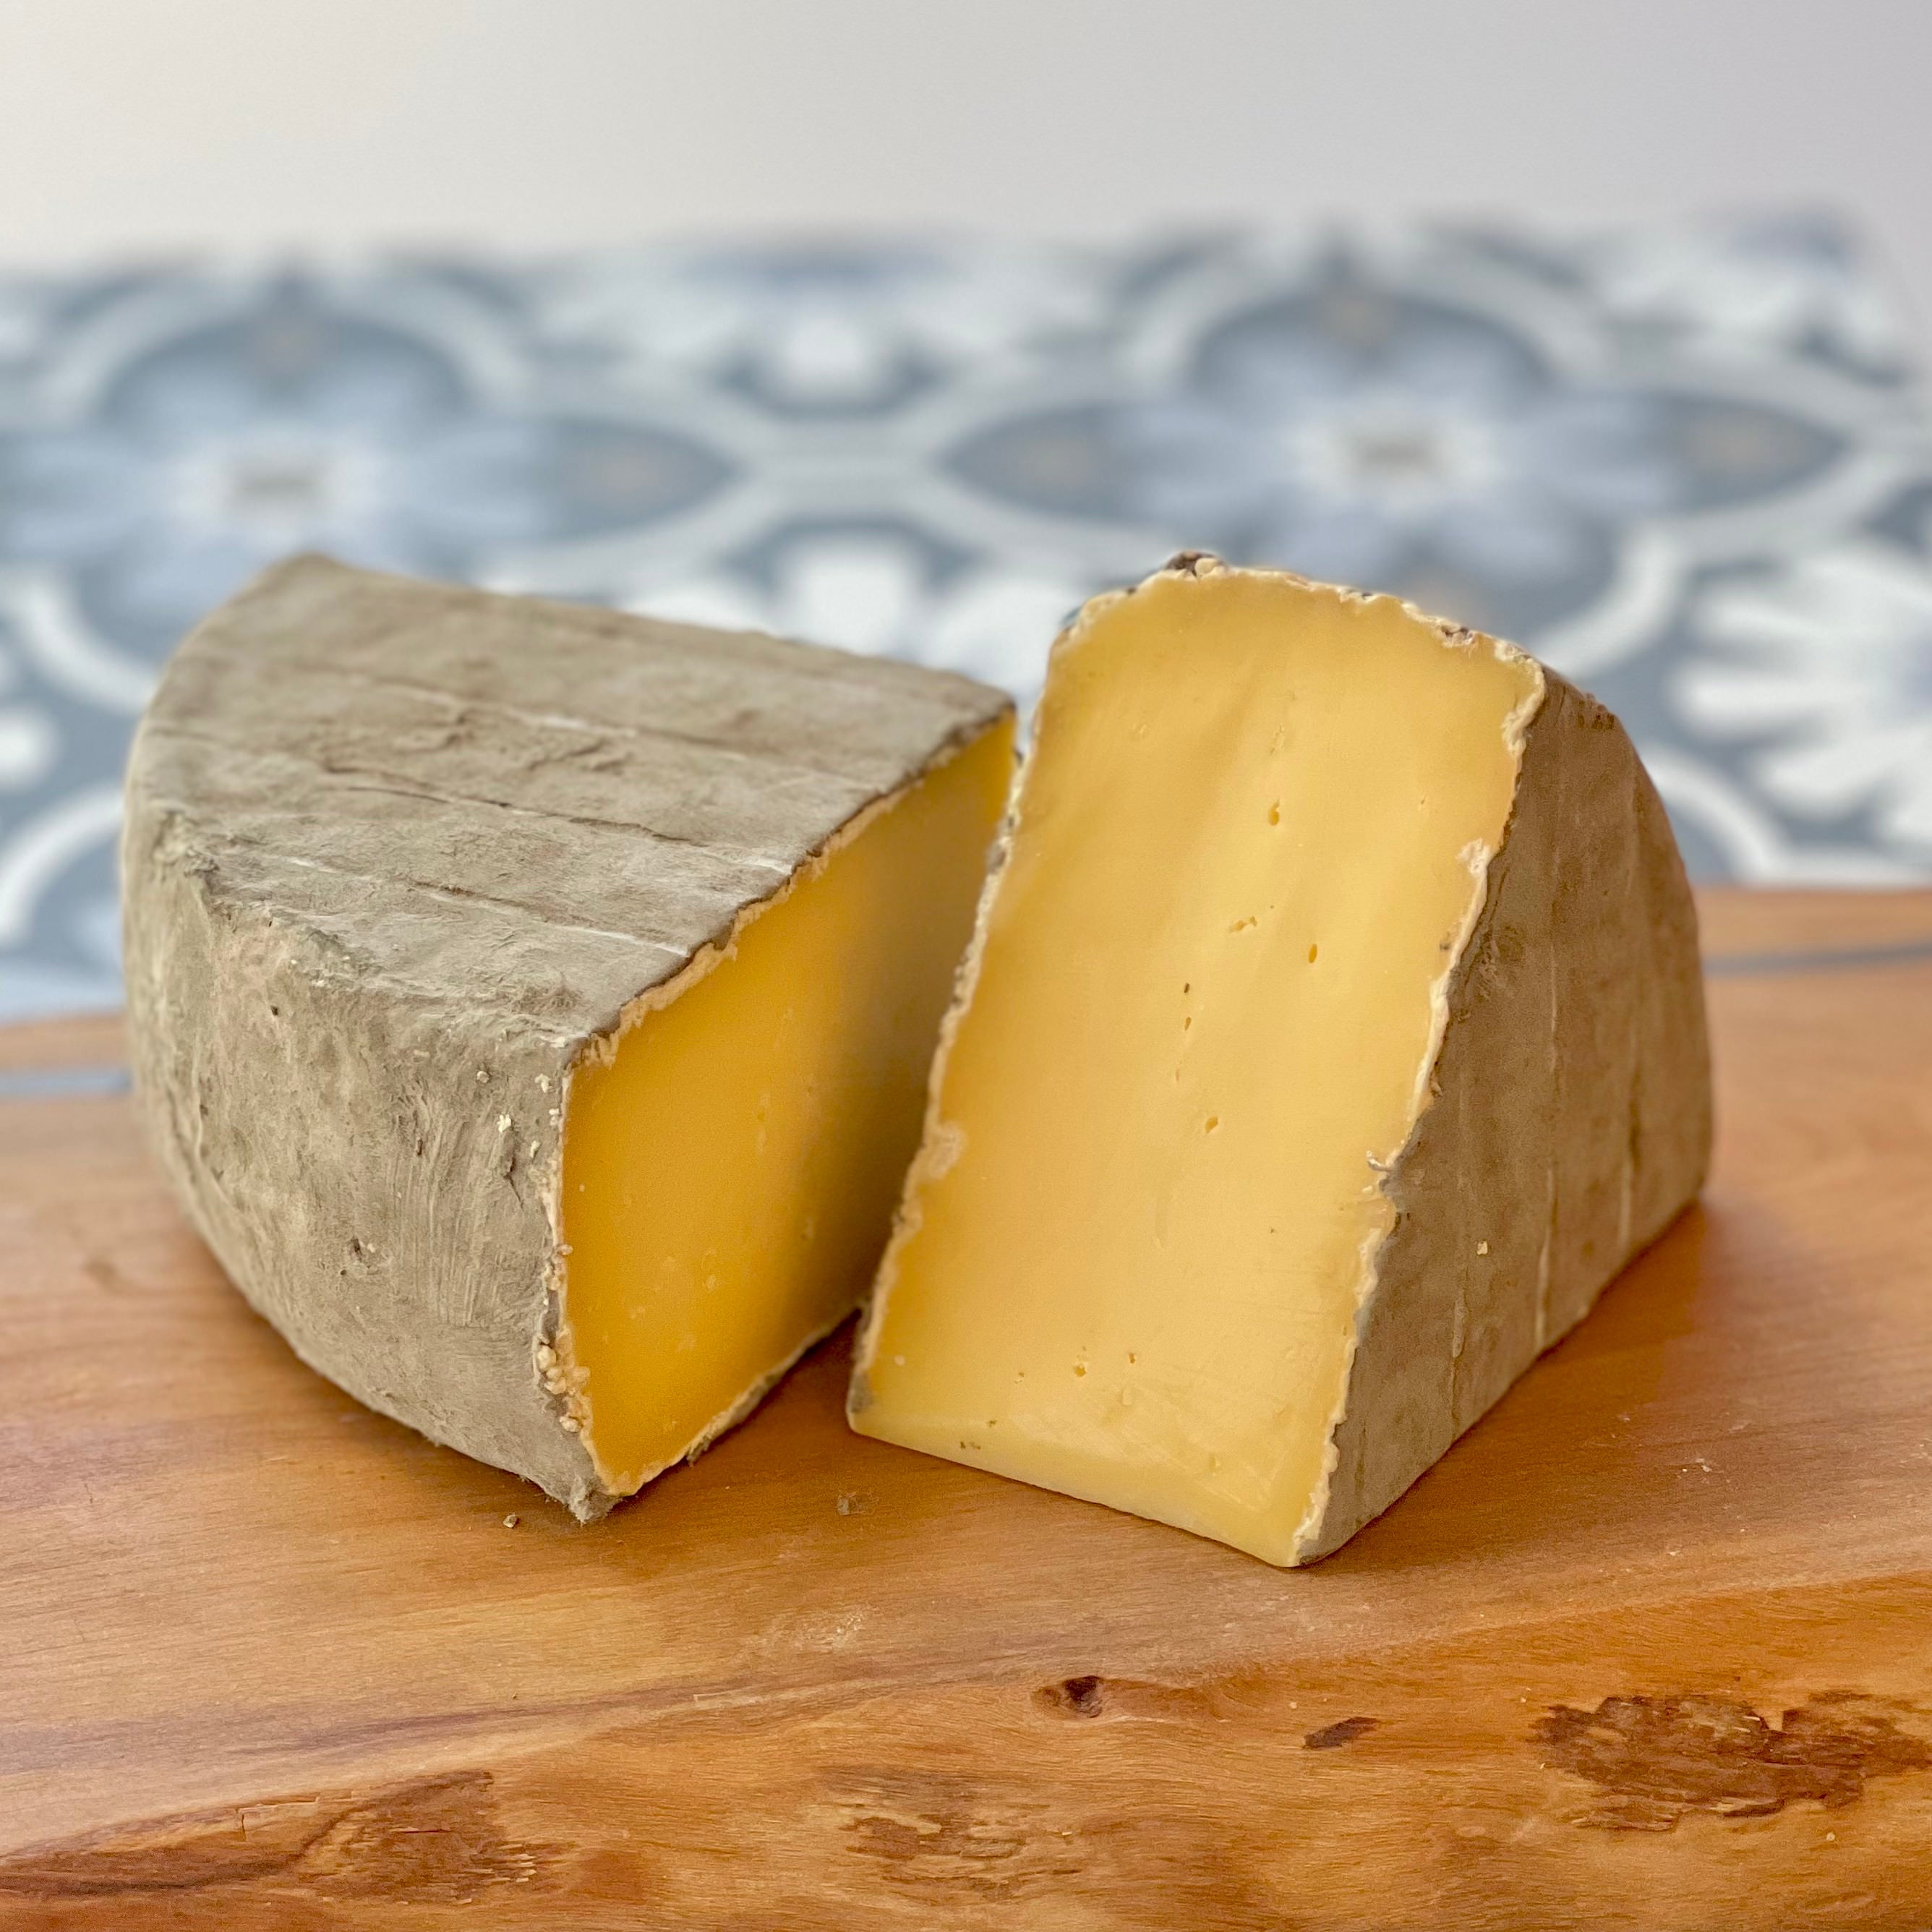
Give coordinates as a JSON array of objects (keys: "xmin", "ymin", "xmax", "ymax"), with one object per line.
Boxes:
[{"xmin": 1, "ymin": 1, "xmax": 1928, "ymax": 335}]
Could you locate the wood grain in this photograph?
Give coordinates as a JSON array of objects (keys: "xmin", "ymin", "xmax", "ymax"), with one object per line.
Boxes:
[{"xmin": 2, "ymin": 889, "xmax": 1930, "ymax": 1928}]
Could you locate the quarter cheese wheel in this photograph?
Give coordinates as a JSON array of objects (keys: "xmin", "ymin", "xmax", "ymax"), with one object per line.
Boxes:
[
  {"xmin": 850, "ymin": 557, "xmax": 1711, "ymax": 1565},
  {"xmin": 124, "ymin": 556, "xmax": 1014, "ymax": 1518}
]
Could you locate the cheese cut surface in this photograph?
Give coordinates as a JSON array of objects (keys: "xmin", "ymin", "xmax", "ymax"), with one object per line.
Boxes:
[
  {"xmin": 850, "ymin": 560, "xmax": 1711, "ymax": 1567},
  {"xmin": 559, "ymin": 722, "xmax": 1013, "ymax": 1493},
  {"xmin": 123, "ymin": 556, "xmax": 1013, "ymax": 1518}
]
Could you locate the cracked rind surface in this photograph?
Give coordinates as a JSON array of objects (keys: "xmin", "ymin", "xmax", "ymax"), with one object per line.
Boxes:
[{"xmin": 122, "ymin": 555, "xmax": 1013, "ymax": 1518}]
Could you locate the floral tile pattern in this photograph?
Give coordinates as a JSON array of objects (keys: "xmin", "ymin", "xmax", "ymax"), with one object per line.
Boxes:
[{"xmin": 0, "ymin": 218, "xmax": 1927, "ymax": 1019}]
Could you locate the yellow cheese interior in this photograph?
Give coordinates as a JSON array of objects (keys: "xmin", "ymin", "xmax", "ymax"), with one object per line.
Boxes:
[
  {"xmin": 850, "ymin": 571, "xmax": 1539, "ymax": 1565},
  {"xmin": 560, "ymin": 717, "xmax": 1014, "ymax": 1495}
]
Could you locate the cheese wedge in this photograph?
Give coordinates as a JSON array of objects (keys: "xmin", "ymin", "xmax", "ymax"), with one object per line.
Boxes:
[
  {"xmin": 849, "ymin": 557, "xmax": 1710, "ymax": 1566},
  {"xmin": 124, "ymin": 556, "xmax": 1014, "ymax": 1517}
]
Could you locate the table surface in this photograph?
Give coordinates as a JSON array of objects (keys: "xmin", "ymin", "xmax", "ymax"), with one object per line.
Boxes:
[{"xmin": 3, "ymin": 888, "xmax": 1931, "ymax": 1929}]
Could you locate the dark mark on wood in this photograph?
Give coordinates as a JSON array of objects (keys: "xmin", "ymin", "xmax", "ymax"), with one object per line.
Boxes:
[
  {"xmin": 1037, "ymin": 1674, "xmax": 1107, "ymax": 1718},
  {"xmin": 1534, "ymin": 1693, "xmax": 1932, "ymax": 1831},
  {"xmin": 0, "ymin": 1770, "xmax": 563, "ymax": 1902},
  {"xmin": 1032, "ymin": 1671, "xmax": 1260, "ymax": 1724},
  {"xmin": 1304, "ymin": 1716, "xmax": 1378, "ymax": 1750},
  {"xmin": 80, "ymin": 1255, "xmax": 137, "ymax": 1298}
]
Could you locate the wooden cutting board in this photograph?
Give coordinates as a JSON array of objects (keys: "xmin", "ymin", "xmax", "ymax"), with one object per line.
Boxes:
[{"xmin": 3, "ymin": 888, "xmax": 1931, "ymax": 1931}]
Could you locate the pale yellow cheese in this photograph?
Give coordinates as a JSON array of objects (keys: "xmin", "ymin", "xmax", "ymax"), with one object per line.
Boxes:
[
  {"xmin": 560, "ymin": 717, "xmax": 1015, "ymax": 1494},
  {"xmin": 850, "ymin": 561, "xmax": 1709, "ymax": 1565}
]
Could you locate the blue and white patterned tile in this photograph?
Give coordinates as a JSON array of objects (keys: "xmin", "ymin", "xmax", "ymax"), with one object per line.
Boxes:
[{"xmin": 0, "ymin": 219, "xmax": 1927, "ymax": 1019}]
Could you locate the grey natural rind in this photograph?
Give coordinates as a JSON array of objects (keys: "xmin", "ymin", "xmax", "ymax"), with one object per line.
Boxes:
[
  {"xmin": 122, "ymin": 555, "xmax": 1012, "ymax": 1516},
  {"xmin": 1306, "ymin": 669, "xmax": 1711, "ymax": 1559}
]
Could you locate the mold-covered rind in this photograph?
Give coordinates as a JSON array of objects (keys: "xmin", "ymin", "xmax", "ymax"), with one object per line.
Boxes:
[
  {"xmin": 124, "ymin": 555, "xmax": 1012, "ymax": 1516},
  {"xmin": 1304, "ymin": 669, "xmax": 1711, "ymax": 1560}
]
